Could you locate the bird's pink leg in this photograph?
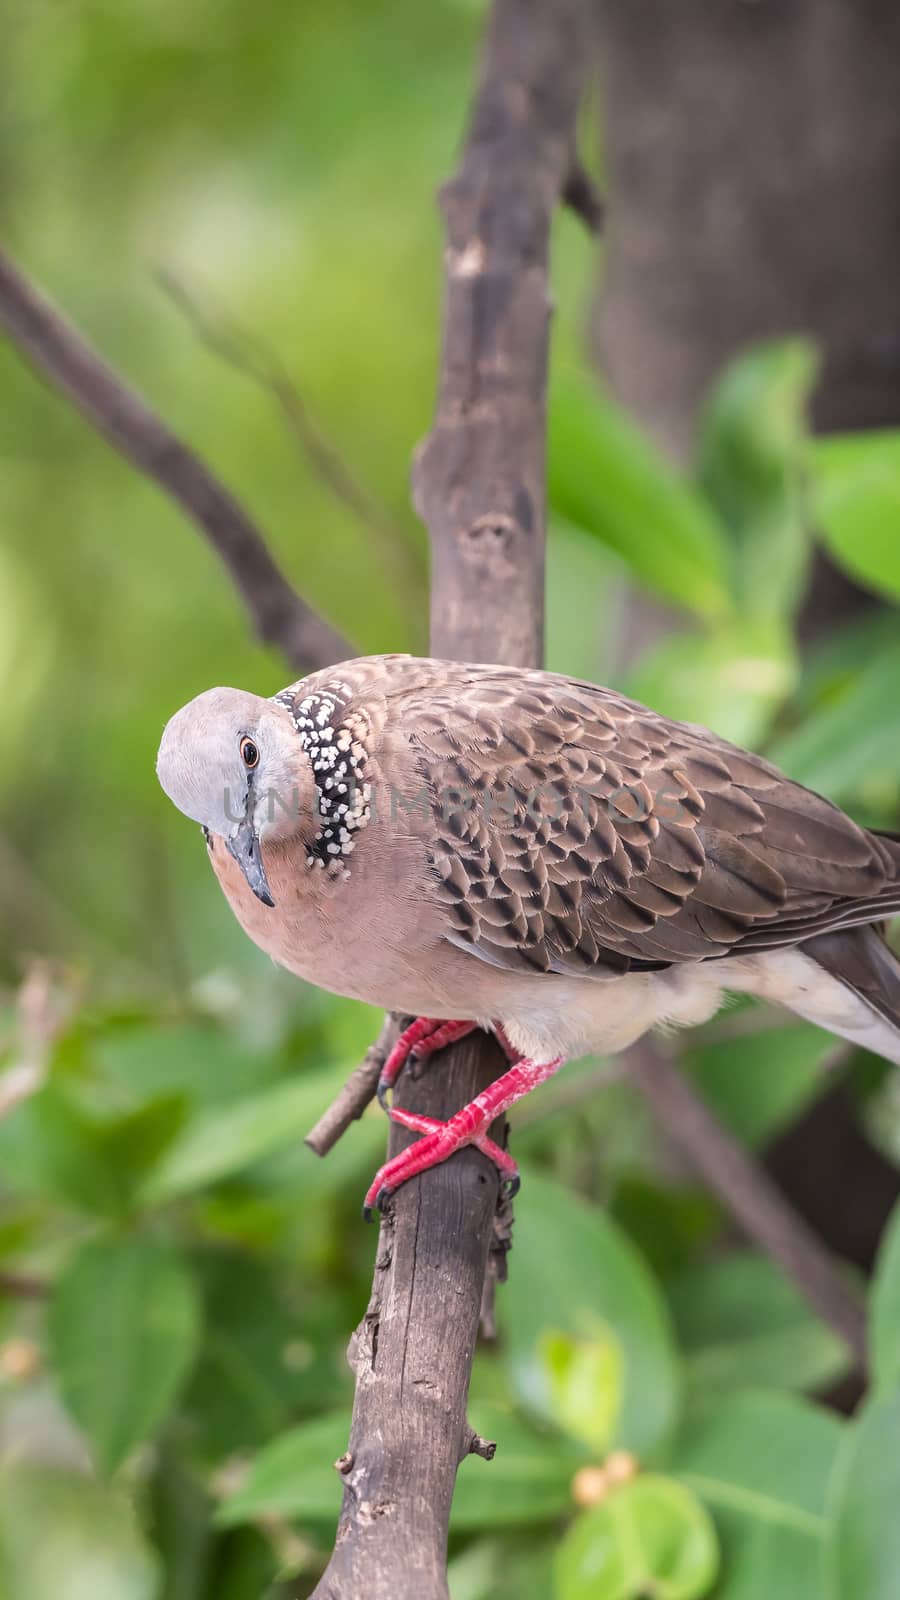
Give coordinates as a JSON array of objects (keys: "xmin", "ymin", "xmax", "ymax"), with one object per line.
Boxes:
[
  {"xmin": 363, "ymin": 1054, "xmax": 565, "ymax": 1219},
  {"xmin": 376, "ymin": 1017, "xmax": 479, "ymax": 1108},
  {"xmin": 388, "ymin": 1105, "xmax": 520, "ymax": 1187}
]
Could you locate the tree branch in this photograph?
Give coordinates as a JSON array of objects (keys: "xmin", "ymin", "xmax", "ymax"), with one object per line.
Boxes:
[
  {"xmin": 0, "ymin": 249, "xmax": 351, "ymax": 675},
  {"xmin": 627, "ymin": 1040, "xmax": 867, "ymax": 1366},
  {"xmin": 311, "ymin": 4, "xmax": 592, "ymax": 1595},
  {"xmin": 304, "ymin": 1013, "xmax": 399, "ymax": 1158},
  {"xmin": 0, "ymin": 1272, "xmax": 47, "ymax": 1301}
]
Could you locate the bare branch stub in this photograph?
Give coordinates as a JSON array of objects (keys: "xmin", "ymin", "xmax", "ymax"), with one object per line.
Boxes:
[
  {"xmin": 304, "ymin": 1013, "xmax": 400, "ymax": 1157},
  {"xmin": 312, "ymin": 4, "xmax": 593, "ymax": 1597},
  {"xmin": 562, "ymin": 158, "xmax": 605, "ymax": 233},
  {"xmin": 0, "ymin": 250, "xmax": 351, "ymax": 675},
  {"xmin": 0, "ymin": 1272, "xmax": 47, "ymax": 1300}
]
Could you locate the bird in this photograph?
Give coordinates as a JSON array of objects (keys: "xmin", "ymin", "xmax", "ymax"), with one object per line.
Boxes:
[{"xmin": 156, "ymin": 654, "xmax": 900, "ymax": 1216}]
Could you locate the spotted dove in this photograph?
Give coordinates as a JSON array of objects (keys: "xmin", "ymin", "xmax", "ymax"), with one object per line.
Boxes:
[{"xmin": 157, "ymin": 655, "xmax": 900, "ymax": 1213}]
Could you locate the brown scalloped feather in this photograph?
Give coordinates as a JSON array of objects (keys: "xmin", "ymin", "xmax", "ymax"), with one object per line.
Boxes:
[{"xmin": 282, "ymin": 656, "xmax": 900, "ymax": 979}]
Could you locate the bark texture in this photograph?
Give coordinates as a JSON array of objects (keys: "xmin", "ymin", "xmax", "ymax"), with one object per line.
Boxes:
[{"xmin": 311, "ymin": 3, "xmax": 592, "ymax": 1594}]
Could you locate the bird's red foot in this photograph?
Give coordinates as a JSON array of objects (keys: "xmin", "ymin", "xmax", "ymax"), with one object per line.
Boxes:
[
  {"xmin": 363, "ymin": 1113, "xmax": 519, "ymax": 1221},
  {"xmin": 392, "ymin": 1104, "xmax": 519, "ymax": 1189},
  {"xmin": 362, "ymin": 1053, "xmax": 564, "ymax": 1220},
  {"xmin": 376, "ymin": 1017, "xmax": 478, "ymax": 1108},
  {"xmin": 377, "ymin": 1017, "xmax": 524, "ymax": 1109}
]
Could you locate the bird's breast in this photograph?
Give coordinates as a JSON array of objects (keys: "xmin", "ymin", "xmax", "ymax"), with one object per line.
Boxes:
[{"xmin": 206, "ymin": 826, "xmax": 454, "ymax": 1009}]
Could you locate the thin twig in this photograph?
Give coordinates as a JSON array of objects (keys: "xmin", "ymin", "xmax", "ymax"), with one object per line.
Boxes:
[
  {"xmin": 305, "ymin": 1014, "xmax": 399, "ymax": 1157},
  {"xmin": 0, "ymin": 249, "xmax": 352, "ymax": 674},
  {"xmin": 462, "ymin": 1430, "xmax": 497, "ymax": 1462},
  {"xmin": 627, "ymin": 1039, "xmax": 867, "ymax": 1366},
  {"xmin": 0, "ymin": 1273, "xmax": 47, "ymax": 1300},
  {"xmin": 156, "ymin": 269, "xmax": 427, "ymax": 614}
]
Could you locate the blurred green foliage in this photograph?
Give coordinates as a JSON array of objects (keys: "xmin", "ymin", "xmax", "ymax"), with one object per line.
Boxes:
[{"xmin": 3, "ymin": 1, "xmax": 900, "ymax": 1597}]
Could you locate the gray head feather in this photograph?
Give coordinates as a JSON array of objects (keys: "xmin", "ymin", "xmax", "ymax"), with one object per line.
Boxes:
[{"xmin": 156, "ymin": 687, "xmax": 268, "ymax": 836}]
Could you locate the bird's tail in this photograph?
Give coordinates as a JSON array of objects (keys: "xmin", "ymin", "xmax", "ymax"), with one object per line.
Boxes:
[{"xmin": 801, "ymin": 924, "xmax": 900, "ymax": 1066}]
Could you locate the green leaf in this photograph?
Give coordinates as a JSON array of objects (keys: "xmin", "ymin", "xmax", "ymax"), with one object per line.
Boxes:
[
  {"xmin": 667, "ymin": 1253, "xmax": 851, "ymax": 1397},
  {"xmin": 96, "ymin": 1095, "xmax": 188, "ymax": 1188},
  {"xmin": 502, "ymin": 1169, "xmax": 682, "ymax": 1458},
  {"xmin": 539, "ymin": 1330, "xmax": 623, "ymax": 1455},
  {"xmin": 609, "ymin": 1177, "xmax": 718, "ymax": 1279},
  {"xmin": 555, "ymin": 1477, "xmax": 719, "ymax": 1600},
  {"xmin": 216, "ymin": 1411, "xmax": 348, "ymax": 1528},
  {"xmin": 813, "ymin": 431, "xmax": 900, "ymax": 602},
  {"xmin": 0, "ymin": 1465, "xmax": 160, "ymax": 1600},
  {"xmin": 448, "ymin": 1536, "xmax": 556, "ymax": 1600},
  {"xmin": 204, "ymin": 1529, "xmax": 278, "ymax": 1600},
  {"xmin": 696, "ymin": 339, "xmax": 817, "ymax": 621},
  {"xmin": 0, "ymin": 1086, "xmax": 187, "ymax": 1216},
  {"xmin": 672, "ymin": 1390, "xmax": 842, "ymax": 1600},
  {"xmin": 870, "ymin": 1200, "xmax": 900, "ymax": 1393},
  {"xmin": 146, "ymin": 1447, "xmax": 212, "ymax": 1600},
  {"xmin": 626, "ymin": 619, "xmax": 795, "ymax": 749},
  {"xmin": 673, "ymin": 1389, "xmax": 840, "ymax": 1523},
  {"xmin": 547, "ymin": 518, "xmax": 629, "ymax": 686},
  {"xmin": 141, "ymin": 1068, "xmax": 349, "ymax": 1201},
  {"xmin": 0, "ymin": 1087, "xmax": 130, "ymax": 1217},
  {"xmin": 825, "ymin": 1390, "xmax": 900, "ymax": 1600},
  {"xmin": 684, "ymin": 1018, "xmax": 836, "ymax": 1147},
  {"xmin": 548, "ymin": 369, "xmax": 731, "ymax": 620},
  {"xmin": 94, "ymin": 1022, "xmax": 284, "ymax": 1107},
  {"xmin": 789, "ymin": 609, "xmax": 900, "ymax": 720},
  {"xmin": 48, "ymin": 1236, "xmax": 201, "ymax": 1473},
  {"xmin": 766, "ymin": 641, "xmax": 900, "ymax": 801},
  {"xmin": 185, "ymin": 1251, "xmax": 347, "ymax": 1458}
]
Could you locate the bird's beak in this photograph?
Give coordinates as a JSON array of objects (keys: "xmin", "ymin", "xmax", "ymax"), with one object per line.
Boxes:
[{"xmin": 226, "ymin": 819, "xmax": 275, "ymax": 907}]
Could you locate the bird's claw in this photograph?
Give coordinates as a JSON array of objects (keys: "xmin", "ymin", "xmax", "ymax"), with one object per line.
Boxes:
[
  {"xmin": 375, "ymin": 1017, "xmax": 479, "ymax": 1113},
  {"xmin": 362, "ymin": 1184, "xmax": 392, "ymax": 1224},
  {"xmin": 362, "ymin": 1105, "xmax": 520, "ymax": 1219},
  {"xmin": 364, "ymin": 1025, "xmax": 547, "ymax": 1220},
  {"xmin": 363, "ymin": 1168, "xmax": 517, "ymax": 1222}
]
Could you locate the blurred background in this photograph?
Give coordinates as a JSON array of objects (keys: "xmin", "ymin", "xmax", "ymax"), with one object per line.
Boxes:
[{"xmin": 1, "ymin": 2, "xmax": 900, "ymax": 1597}]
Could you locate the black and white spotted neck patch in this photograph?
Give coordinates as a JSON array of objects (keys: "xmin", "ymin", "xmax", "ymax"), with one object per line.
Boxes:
[{"xmin": 274, "ymin": 684, "xmax": 372, "ymax": 877}]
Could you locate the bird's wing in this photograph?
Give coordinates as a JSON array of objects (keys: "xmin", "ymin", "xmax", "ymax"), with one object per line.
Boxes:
[{"xmin": 397, "ymin": 662, "xmax": 900, "ymax": 978}]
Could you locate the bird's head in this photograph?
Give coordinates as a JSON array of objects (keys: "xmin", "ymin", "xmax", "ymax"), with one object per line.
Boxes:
[{"xmin": 156, "ymin": 687, "xmax": 311, "ymax": 907}]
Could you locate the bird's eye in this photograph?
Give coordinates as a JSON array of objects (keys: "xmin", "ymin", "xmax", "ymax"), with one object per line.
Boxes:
[{"xmin": 240, "ymin": 737, "xmax": 260, "ymax": 769}]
